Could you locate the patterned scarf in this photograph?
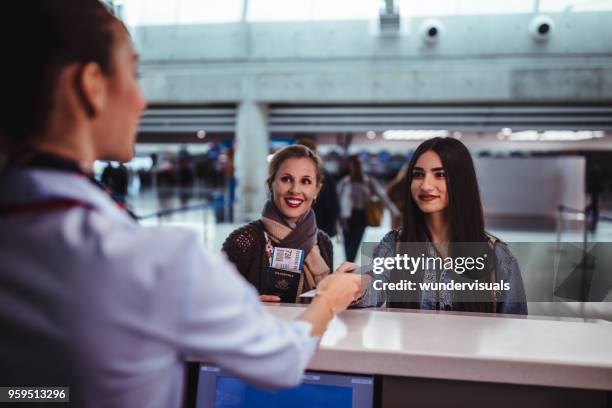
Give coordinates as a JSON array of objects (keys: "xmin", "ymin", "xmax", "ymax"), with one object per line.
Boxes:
[{"xmin": 261, "ymin": 200, "xmax": 330, "ymax": 301}]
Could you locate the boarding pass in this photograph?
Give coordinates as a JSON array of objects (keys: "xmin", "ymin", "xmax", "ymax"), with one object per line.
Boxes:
[{"xmin": 270, "ymin": 247, "xmax": 304, "ymax": 273}]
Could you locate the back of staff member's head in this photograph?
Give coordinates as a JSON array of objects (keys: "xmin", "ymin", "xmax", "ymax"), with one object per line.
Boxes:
[
  {"xmin": 0, "ymin": 0, "xmax": 144, "ymax": 165},
  {"xmin": 0, "ymin": 1, "xmax": 362, "ymax": 405}
]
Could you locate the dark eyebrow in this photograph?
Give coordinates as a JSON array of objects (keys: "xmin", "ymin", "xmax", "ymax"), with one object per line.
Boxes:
[{"xmin": 412, "ymin": 166, "xmax": 444, "ymax": 171}]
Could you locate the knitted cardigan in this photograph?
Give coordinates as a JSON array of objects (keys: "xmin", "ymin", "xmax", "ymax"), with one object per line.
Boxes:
[{"xmin": 222, "ymin": 220, "xmax": 334, "ymax": 296}]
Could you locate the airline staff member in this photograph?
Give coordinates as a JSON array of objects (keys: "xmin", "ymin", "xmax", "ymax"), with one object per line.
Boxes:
[{"xmin": 0, "ymin": 1, "xmax": 362, "ymax": 407}]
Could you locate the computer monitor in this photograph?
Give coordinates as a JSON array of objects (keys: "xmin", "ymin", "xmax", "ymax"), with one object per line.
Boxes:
[{"xmin": 193, "ymin": 364, "xmax": 375, "ymax": 408}]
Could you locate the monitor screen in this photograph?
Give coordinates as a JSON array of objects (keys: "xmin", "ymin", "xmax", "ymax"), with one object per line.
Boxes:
[{"xmin": 194, "ymin": 364, "xmax": 375, "ymax": 408}]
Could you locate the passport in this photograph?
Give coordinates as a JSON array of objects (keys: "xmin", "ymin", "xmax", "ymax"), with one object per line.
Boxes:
[{"xmin": 263, "ymin": 267, "xmax": 301, "ymax": 303}]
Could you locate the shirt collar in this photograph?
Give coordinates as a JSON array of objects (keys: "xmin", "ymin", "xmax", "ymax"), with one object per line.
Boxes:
[{"xmin": 0, "ymin": 168, "xmax": 132, "ymax": 222}]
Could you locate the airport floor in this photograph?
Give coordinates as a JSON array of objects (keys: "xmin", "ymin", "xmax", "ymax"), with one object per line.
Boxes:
[{"xmin": 129, "ymin": 188, "xmax": 612, "ymax": 323}]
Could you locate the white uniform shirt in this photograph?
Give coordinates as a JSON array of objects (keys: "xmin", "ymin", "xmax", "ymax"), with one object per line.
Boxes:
[{"xmin": 0, "ymin": 168, "xmax": 319, "ymax": 407}]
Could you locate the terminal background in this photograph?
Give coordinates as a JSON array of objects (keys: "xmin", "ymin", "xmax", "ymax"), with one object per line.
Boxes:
[{"xmin": 100, "ymin": 0, "xmax": 612, "ymax": 322}]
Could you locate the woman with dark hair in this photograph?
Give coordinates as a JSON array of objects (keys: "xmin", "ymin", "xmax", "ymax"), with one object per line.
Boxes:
[
  {"xmin": 0, "ymin": 2, "xmax": 362, "ymax": 406},
  {"xmin": 223, "ymin": 145, "xmax": 359, "ymax": 302},
  {"xmin": 360, "ymin": 137, "xmax": 527, "ymax": 314},
  {"xmin": 337, "ymin": 155, "xmax": 400, "ymax": 262}
]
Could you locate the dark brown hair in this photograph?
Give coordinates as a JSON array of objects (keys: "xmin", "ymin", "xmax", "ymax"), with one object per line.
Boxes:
[
  {"xmin": 0, "ymin": 0, "xmax": 119, "ymax": 149},
  {"xmin": 267, "ymin": 145, "xmax": 325, "ymax": 189},
  {"xmin": 400, "ymin": 137, "xmax": 486, "ymax": 243},
  {"xmin": 396, "ymin": 137, "xmax": 496, "ymax": 313}
]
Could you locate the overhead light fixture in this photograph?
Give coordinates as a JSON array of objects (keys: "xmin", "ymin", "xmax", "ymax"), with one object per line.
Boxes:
[
  {"xmin": 196, "ymin": 130, "xmax": 206, "ymax": 139},
  {"xmin": 366, "ymin": 131, "xmax": 377, "ymax": 140},
  {"xmin": 540, "ymin": 131, "xmax": 604, "ymax": 141},
  {"xmin": 383, "ymin": 130, "xmax": 450, "ymax": 140},
  {"xmin": 501, "ymin": 130, "xmax": 605, "ymax": 141},
  {"xmin": 506, "ymin": 130, "xmax": 538, "ymax": 141}
]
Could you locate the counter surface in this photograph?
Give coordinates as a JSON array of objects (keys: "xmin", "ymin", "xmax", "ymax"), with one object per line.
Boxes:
[{"xmin": 264, "ymin": 305, "xmax": 612, "ymax": 391}]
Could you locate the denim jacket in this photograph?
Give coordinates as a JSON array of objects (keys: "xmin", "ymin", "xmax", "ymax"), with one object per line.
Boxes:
[{"xmin": 355, "ymin": 230, "xmax": 528, "ymax": 315}]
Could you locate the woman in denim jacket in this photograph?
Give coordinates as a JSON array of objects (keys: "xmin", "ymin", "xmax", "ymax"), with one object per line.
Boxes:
[{"xmin": 358, "ymin": 137, "xmax": 527, "ymax": 315}]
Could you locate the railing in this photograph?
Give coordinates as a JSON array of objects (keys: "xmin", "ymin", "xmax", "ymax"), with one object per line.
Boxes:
[
  {"xmin": 135, "ymin": 202, "xmax": 210, "ymax": 221},
  {"xmin": 555, "ymin": 204, "xmax": 611, "ymax": 301},
  {"xmin": 556, "ymin": 204, "xmax": 612, "ymax": 246},
  {"xmin": 135, "ymin": 201, "xmax": 210, "ymax": 244}
]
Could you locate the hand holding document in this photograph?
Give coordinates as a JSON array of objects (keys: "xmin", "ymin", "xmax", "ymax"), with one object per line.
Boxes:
[
  {"xmin": 299, "ymin": 288, "xmax": 318, "ymax": 298},
  {"xmin": 300, "ymin": 263, "xmax": 372, "ymax": 298},
  {"xmin": 335, "ymin": 261, "xmax": 359, "ymax": 274},
  {"xmin": 312, "ymin": 273, "xmax": 362, "ymax": 313}
]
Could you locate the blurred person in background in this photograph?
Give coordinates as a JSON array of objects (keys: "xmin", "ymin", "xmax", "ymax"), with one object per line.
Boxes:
[
  {"xmin": 0, "ymin": 2, "xmax": 363, "ymax": 406},
  {"xmin": 100, "ymin": 161, "xmax": 114, "ymax": 188},
  {"xmin": 296, "ymin": 137, "xmax": 340, "ymax": 238},
  {"xmin": 337, "ymin": 155, "xmax": 400, "ymax": 262},
  {"xmin": 113, "ymin": 162, "xmax": 129, "ymax": 204},
  {"xmin": 587, "ymin": 163, "xmax": 604, "ymax": 232},
  {"xmin": 386, "ymin": 163, "xmax": 409, "ymax": 230}
]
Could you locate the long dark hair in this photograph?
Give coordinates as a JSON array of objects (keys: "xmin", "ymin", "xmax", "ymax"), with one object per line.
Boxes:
[
  {"xmin": 400, "ymin": 137, "xmax": 486, "ymax": 243},
  {"xmin": 395, "ymin": 137, "xmax": 495, "ymax": 313},
  {"xmin": 0, "ymin": 0, "xmax": 119, "ymax": 150}
]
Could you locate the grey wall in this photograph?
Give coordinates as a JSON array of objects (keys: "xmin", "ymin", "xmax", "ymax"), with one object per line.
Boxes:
[
  {"xmin": 134, "ymin": 12, "xmax": 612, "ymax": 104},
  {"xmin": 475, "ymin": 157, "xmax": 586, "ymax": 217},
  {"xmin": 131, "ymin": 12, "xmax": 608, "ymax": 220}
]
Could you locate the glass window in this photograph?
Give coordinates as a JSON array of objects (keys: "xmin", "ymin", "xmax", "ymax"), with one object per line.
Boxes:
[
  {"xmin": 395, "ymin": 0, "xmax": 535, "ymax": 17},
  {"xmin": 119, "ymin": 0, "xmax": 612, "ymax": 27},
  {"xmin": 122, "ymin": 0, "xmax": 243, "ymax": 26},
  {"xmin": 246, "ymin": 0, "xmax": 379, "ymax": 22},
  {"xmin": 539, "ymin": 0, "xmax": 612, "ymax": 12}
]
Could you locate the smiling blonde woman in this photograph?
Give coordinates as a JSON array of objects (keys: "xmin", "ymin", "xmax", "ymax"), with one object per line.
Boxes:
[{"xmin": 223, "ymin": 145, "xmax": 359, "ymax": 303}]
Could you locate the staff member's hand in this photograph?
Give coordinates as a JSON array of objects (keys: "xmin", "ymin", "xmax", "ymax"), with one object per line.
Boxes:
[
  {"xmin": 315, "ymin": 273, "xmax": 362, "ymax": 312},
  {"xmin": 298, "ymin": 273, "xmax": 361, "ymax": 336},
  {"xmin": 260, "ymin": 295, "xmax": 281, "ymax": 302},
  {"xmin": 334, "ymin": 261, "xmax": 370, "ymax": 300}
]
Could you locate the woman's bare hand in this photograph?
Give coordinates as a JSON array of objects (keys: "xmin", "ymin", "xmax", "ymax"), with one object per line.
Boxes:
[
  {"xmin": 334, "ymin": 261, "xmax": 358, "ymax": 274},
  {"xmin": 259, "ymin": 295, "xmax": 281, "ymax": 302}
]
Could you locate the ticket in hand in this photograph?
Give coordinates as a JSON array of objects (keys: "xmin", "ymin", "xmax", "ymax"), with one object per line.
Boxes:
[
  {"xmin": 299, "ymin": 288, "xmax": 318, "ymax": 298},
  {"xmin": 270, "ymin": 247, "xmax": 304, "ymax": 273}
]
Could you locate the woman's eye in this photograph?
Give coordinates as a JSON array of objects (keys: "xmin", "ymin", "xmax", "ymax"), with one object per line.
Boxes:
[
  {"xmin": 412, "ymin": 171, "xmax": 424, "ymax": 179},
  {"xmin": 435, "ymin": 171, "xmax": 446, "ymax": 178},
  {"xmin": 302, "ymin": 178, "xmax": 312, "ymax": 185},
  {"xmin": 280, "ymin": 176, "xmax": 291, "ymax": 183}
]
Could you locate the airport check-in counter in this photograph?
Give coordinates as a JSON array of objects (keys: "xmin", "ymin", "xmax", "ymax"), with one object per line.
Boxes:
[{"xmin": 188, "ymin": 305, "xmax": 612, "ymax": 408}]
